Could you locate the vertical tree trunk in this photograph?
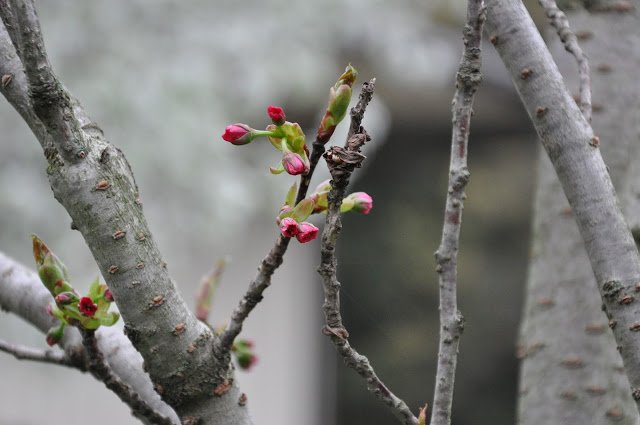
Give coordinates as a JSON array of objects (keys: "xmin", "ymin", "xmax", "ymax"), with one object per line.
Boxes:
[{"xmin": 517, "ymin": 2, "xmax": 640, "ymax": 423}]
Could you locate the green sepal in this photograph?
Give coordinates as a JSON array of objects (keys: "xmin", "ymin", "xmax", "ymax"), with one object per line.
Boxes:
[
  {"xmin": 46, "ymin": 322, "xmax": 66, "ymax": 346},
  {"xmin": 49, "ymin": 303, "xmax": 67, "ymax": 322},
  {"xmin": 285, "ymin": 183, "xmax": 298, "ymax": 207},
  {"xmin": 98, "ymin": 312, "xmax": 120, "ymax": 327},
  {"xmin": 291, "ymin": 198, "xmax": 315, "ymax": 222},
  {"xmin": 335, "ymin": 64, "xmax": 358, "ymax": 89},
  {"xmin": 88, "ymin": 276, "xmax": 103, "ymax": 299},
  {"xmin": 270, "ymin": 162, "xmax": 285, "ymax": 174},
  {"xmin": 340, "ymin": 196, "xmax": 355, "ymax": 213}
]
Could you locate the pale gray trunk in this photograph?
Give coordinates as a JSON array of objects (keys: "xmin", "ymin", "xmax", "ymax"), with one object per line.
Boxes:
[{"xmin": 517, "ymin": 2, "xmax": 640, "ymax": 424}]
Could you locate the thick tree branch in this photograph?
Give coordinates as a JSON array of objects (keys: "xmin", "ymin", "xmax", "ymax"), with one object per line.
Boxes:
[
  {"xmin": 431, "ymin": 2, "xmax": 485, "ymax": 425},
  {"xmin": 486, "ymin": 0, "xmax": 640, "ymax": 409},
  {"xmin": 317, "ymin": 80, "xmax": 417, "ymax": 425},
  {"xmin": 0, "ymin": 2, "xmax": 252, "ymax": 420},
  {"xmin": 0, "ymin": 252, "xmax": 179, "ymax": 423},
  {"xmin": 538, "ymin": 0, "xmax": 592, "ymax": 122},
  {"xmin": 0, "ymin": 338, "xmax": 78, "ymax": 368}
]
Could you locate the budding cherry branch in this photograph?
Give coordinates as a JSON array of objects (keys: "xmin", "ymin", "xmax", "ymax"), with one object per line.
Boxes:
[{"xmin": 3, "ymin": 0, "xmax": 640, "ymax": 424}]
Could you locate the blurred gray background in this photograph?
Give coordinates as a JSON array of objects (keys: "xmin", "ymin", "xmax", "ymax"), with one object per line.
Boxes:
[{"xmin": 0, "ymin": 0, "xmax": 546, "ymax": 424}]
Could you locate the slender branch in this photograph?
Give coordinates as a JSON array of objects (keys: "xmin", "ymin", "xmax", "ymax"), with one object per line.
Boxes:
[
  {"xmin": 486, "ymin": 0, "xmax": 640, "ymax": 409},
  {"xmin": 538, "ymin": 0, "xmax": 592, "ymax": 122},
  {"xmin": 431, "ymin": 2, "xmax": 485, "ymax": 425},
  {"xmin": 79, "ymin": 329, "xmax": 174, "ymax": 425},
  {"xmin": 318, "ymin": 80, "xmax": 417, "ymax": 425},
  {"xmin": 0, "ymin": 338, "xmax": 78, "ymax": 368},
  {"xmin": 216, "ymin": 81, "xmax": 376, "ymax": 352}
]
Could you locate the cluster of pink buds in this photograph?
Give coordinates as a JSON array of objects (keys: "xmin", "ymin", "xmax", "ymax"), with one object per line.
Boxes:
[
  {"xmin": 275, "ymin": 181, "xmax": 373, "ymax": 244},
  {"xmin": 32, "ymin": 236, "xmax": 120, "ymax": 346},
  {"xmin": 279, "ymin": 217, "xmax": 319, "ymax": 243},
  {"xmin": 221, "ymin": 105, "xmax": 310, "ymax": 176}
]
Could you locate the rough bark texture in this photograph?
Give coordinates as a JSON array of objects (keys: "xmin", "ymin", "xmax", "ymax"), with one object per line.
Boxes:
[
  {"xmin": 431, "ymin": 1, "xmax": 485, "ymax": 424},
  {"xmin": 485, "ymin": 0, "xmax": 640, "ymax": 413},
  {"xmin": 517, "ymin": 2, "xmax": 640, "ymax": 424},
  {"xmin": 0, "ymin": 2, "xmax": 251, "ymax": 423}
]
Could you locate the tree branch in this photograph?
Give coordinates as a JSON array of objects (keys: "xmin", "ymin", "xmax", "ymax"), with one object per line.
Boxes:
[
  {"xmin": 431, "ymin": 2, "xmax": 485, "ymax": 425},
  {"xmin": 486, "ymin": 0, "xmax": 640, "ymax": 409},
  {"xmin": 0, "ymin": 338, "xmax": 78, "ymax": 368},
  {"xmin": 0, "ymin": 0, "xmax": 85, "ymax": 162},
  {"xmin": 317, "ymin": 79, "xmax": 418, "ymax": 425},
  {"xmin": 0, "ymin": 1, "xmax": 249, "ymax": 420},
  {"xmin": 0, "ymin": 252, "xmax": 180, "ymax": 423},
  {"xmin": 215, "ymin": 80, "xmax": 372, "ymax": 353},
  {"xmin": 538, "ymin": 0, "xmax": 592, "ymax": 122},
  {"xmin": 79, "ymin": 329, "xmax": 174, "ymax": 425}
]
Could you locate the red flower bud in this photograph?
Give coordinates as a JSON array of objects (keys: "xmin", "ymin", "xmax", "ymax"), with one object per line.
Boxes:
[
  {"xmin": 222, "ymin": 123, "xmax": 253, "ymax": 145},
  {"xmin": 279, "ymin": 217, "xmax": 299, "ymax": 238},
  {"xmin": 267, "ymin": 105, "xmax": 286, "ymax": 126},
  {"xmin": 296, "ymin": 222, "xmax": 319, "ymax": 243},
  {"xmin": 104, "ymin": 289, "xmax": 114, "ymax": 302},
  {"xmin": 78, "ymin": 297, "xmax": 98, "ymax": 317},
  {"xmin": 350, "ymin": 192, "xmax": 373, "ymax": 214},
  {"xmin": 282, "ymin": 152, "xmax": 309, "ymax": 176}
]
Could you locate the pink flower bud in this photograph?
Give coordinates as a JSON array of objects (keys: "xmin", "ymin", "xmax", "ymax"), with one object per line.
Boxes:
[
  {"xmin": 46, "ymin": 304, "xmax": 54, "ymax": 317},
  {"xmin": 54, "ymin": 293, "xmax": 73, "ymax": 304},
  {"xmin": 78, "ymin": 297, "xmax": 98, "ymax": 317},
  {"xmin": 296, "ymin": 222, "xmax": 319, "ymax": 243},
  {"xmin": 222, "ymin": 123, "xmax": 253, "ymax": 145},
  {"xmin": 267, "ymin": 105, "xmax": 286, "ymax": 126},
  {"xmin": 104, "ymin": 289, "xmax": 114, "ymax": 302},
  {"xmin": 280, "ymin": 217, "xmax": 299, "ymax": 238},
  {"xmin": 350, "ymin": 192, "xmax": 373, "ymax": 214},
  {"xmin": 282, "ymin": 152, "xmax": 309, "ymax": 176}
]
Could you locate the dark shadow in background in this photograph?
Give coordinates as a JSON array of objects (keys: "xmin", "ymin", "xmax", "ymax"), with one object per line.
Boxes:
[{"xmin": 336, "ymin": 81, "xmax": 538, "ymax": 425}]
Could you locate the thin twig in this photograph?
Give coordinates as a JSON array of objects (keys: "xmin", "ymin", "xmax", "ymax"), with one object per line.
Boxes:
[
  {"xmin": 0, "ymin": 338, "xmax": 79, "ymax": 368},
  {"xmin": 216, "ymin": 81, "xmax": 376, "ymax": 353},
  {"xmin": 79, "ymin": 329, "xmax": 173, "ymax": 425},
  {"xmin": 538, "ymin": 0, "xmax": 592, "ymax": 122},
  {"xmin": 431, "ymin": 2, "xmax": 485, "ymax": 425},
  {"xmin": 318, "ymin": 80, "xmax": 417, "ymax": 425}
]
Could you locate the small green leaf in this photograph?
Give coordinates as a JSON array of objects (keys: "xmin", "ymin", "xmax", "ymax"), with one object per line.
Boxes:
[
  {"xmin": 285, "ymin": 182, "xmax": 298, "ymax": 207},
  {"xmin": 292, "ymin": 198, "xmax": 315, "ymax": 222},
  {"xmin": 270, "ymin": 162, "xmax": 285, "ymax": 174},
  {"xmin": 98, "ymin": 312, "xmax": 120, "ymax": 327}
]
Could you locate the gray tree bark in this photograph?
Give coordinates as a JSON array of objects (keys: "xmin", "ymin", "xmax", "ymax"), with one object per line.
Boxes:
[
  {"xmin": 517, "ymin": 2, "xmax": 640, "ymax": 424},
  {"xmin": 485, "ymin": 0, "xmax": 640, "ymax": 415},
  {"xmin": 0, "ymin": 1, "xmax": 251, "ymax": 423}
]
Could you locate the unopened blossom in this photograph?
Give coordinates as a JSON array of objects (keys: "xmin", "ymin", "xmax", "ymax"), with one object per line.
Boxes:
[
  {"xmin": 280, "ymin": 217, "xmax": 299, "ymax": 238},
  {"xmin": 267, "ymin": 105, "xmax": 286, "ymax": 126},
  {"xmin": 282, "ymin": 152, "xmax": 309, "ymax": 176},
  {"xmin": 222, "ymin": 123, "xmax": 253, "ymax": 145},
  {"xmin": 296, "ymin": 222, "xmax": 319, "ymax": 243}
]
